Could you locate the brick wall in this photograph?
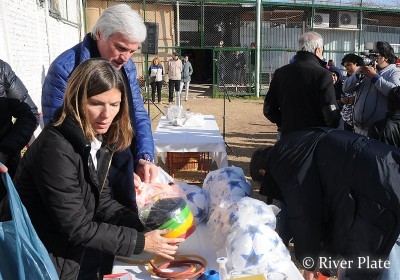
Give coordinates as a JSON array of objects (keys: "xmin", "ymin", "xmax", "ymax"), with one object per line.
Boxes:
[{"xmin": 0, "ymin": 0, "xmax": 82, "ymax": 112}]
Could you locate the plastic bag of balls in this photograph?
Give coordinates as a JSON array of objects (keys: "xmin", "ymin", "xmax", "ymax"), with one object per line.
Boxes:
[
  {"xmin": 177, "ymin": 182, "xmax": 210, "ymax": 224},
  {"xmin": 207, "ymin": 197, "xmax": 240, "ymax": 250},
  {"xmin": 201, "ymin": 167, "xmax": 252, "ymax": 248},
  {"xmin": 202, "ymin": 166, "xmax": 252, "ymax": 216},
  {"xmin": 136, "ymin": 182, "xmax": 196, "ymax": 239},
  {"xmin": 225, "ymin": 197, "xmax": 292, "ymax": 274}
]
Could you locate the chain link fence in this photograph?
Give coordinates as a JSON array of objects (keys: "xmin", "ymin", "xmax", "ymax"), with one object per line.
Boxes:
[{"xmin": 85, "ymin": 0, "xmax": 400, "ymax": 96}]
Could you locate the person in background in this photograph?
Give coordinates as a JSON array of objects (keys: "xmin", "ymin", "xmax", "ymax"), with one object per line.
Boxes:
[
  {"xmin": 148, "ymin": 57, "xmax": 164, "ymax": 104},
  {"xmin": 13, "ymin": 59, "xmax": 184, "ymax": 280},
  {"xmin": 340, "ymin": 53, "xmax": 363, "ymax": 132},
  {"xmin": 250, "ymin": 42, "xmax": 256, "ymax": 86},
  {"xmin": 328, "ymin": 65, "xmax": 344, "ymax": 107},
  {"xmin": 343, "ymin": 41, "xmax": 400, "ymax": 136},
  {"xmin": 232, "ymin": 49, "xmax": 246, "ymax": 86},
  {"xmin": 167, "ymin": 51, "xmax": 183, "ymax": 104},
  {"xmin": 179, "ymin": 54, "xmax": 193, "ymax": 102},
  {"xmin": 327, "ymin": 59, "xmax": 335, "ymax": 67},
  {"xmin": 0, "ymin": 59, "xmax": 39, "ymax": 179},
  {"xmin": 264, "ymin": 31, "xmax": 340, "ymax": 138},
  {"xmin": 368, "ymin": 86, "xmax": 400, "ymax": 147},
  {"xmin": 217, "ymin": 40, "xmax": 228, "ymax": 85},
  {"xmin": 42, "ymin": 4, "xmax": 157, "ymax": 209},
  {"xmin": 250, "ymin": 127, "xmax": 400, "ymax": 280}
]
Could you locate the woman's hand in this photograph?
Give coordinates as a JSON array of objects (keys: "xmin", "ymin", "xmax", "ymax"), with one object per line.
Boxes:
[
  {"xmin": 144, "ymin": 229, "xmax": 185, "ymax": 260},
  {"xmin": 0, "ymin": 155, "xmax": 8, "ymax": 173},
  {"xmin": 0, "ymin": 165, "xmax": 7, "ymax": 173},
  {"xmin": 135, "ymin": 159, "xmax": 158, "ymax": 187},
  {"xmin": 303, "ymin": 269, "xmax": 317, "ymax": 280}
]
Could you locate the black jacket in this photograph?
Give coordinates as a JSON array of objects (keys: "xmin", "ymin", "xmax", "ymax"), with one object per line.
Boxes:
[
  {"xmin": 0, "ymin": 59, "xmax": 39, "ymax": 176},
  {"xmin": 263, "ymin": 51, "xmax": 340, "ymax": 137},
  {"xmin": 262, "ymin": 128, "xmax": 400, "ymax": 279},
  {"xmin": 13, "ymin": 114, "xmax": 145, "ymax": 280},
  {"xmin": 368, "ymin": 112, "xmax": 400, "ymax": 147}
]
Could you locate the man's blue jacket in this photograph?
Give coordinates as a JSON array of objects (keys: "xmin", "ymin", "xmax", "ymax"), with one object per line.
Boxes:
[{"xmin": 41, "ymin": 34, "xmax": 154, "ymax": 208}]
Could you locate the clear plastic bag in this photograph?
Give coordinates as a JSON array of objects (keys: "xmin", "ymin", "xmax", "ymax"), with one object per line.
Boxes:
[
  {"xmin": 136, "ymin": 183, "xmax": 196, "ymax": 239},
  {"xmin": 166, "ymin": 105, "xmax": 184, "ymax": 122}
]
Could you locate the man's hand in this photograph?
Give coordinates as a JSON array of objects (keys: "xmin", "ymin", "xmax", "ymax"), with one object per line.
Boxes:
[
  {"xmin": 360, "ymin": 65, "xmax": 377, "ymax": 78},
  {"xmin": 340, "ymin": 96, "xmax": 354, "ymax": 105},
  {"xmin": 135, "ymin": 159, "xmax": 158, "ymax": 187}
]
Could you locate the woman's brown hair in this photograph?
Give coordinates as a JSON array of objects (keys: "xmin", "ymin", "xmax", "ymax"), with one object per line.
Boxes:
[
  {"xmin": 54, "ymin": 58, "xmax": 133, "ymax": 151},
  {"xmin": 151, "ymin": 57, "xmax": 160, "ymax": 65}
]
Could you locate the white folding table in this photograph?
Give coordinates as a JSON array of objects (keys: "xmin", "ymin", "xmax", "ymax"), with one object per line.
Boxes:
[{"xmin": 153, "ymin": 115, "xmax": 228, "ymax": 169}]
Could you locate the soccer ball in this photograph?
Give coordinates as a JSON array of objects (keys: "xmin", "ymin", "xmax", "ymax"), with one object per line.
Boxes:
[
  {"xmin": 203, "ymin": 166, "xmax": 247, "ymax": 187},
  {"xmin": 227, "ymin": 179, "xmax": 252, "ymax": 199},
  {"xmin": 178, "ymin": 183, "xmax": 209, "ymax": 224},
  {"xmin": 226, "ymin": 223, "xmax": 291, "ymax": 274},
  {"xmin": 229, "ymin": 197, "xmax": 280, "ymax": 229},
  {"xmin": 204, "ymin": 178, "xmax": 252, "ymax": 213},
  {"xmin": 226, "ymin": 223, "xmax": 270, "ymax": 274}
]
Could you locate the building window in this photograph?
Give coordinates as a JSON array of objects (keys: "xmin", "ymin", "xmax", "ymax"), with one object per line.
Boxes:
[
  {"xmin": 49, "ymin": 0, "xmax": 62, "ymax": 17},
  {"xmin": 47, "ymin": 0, "xmax": 80, "ymax": 24}
]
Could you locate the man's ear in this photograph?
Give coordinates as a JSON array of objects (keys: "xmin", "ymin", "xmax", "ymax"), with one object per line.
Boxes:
[{"xmin": 250, "ymin": 147, "xmax": 271, "ymax": 182}]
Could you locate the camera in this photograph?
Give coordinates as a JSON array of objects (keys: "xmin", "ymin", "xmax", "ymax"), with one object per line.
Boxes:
[{"xmin": 357, "ymin": 52, "xmax": 378, "ymax": 67}]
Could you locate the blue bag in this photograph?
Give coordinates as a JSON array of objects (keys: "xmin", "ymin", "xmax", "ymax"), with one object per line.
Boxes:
[{"xmin": 0, "ymin": 163, "xmax": 59, "ymax": 280}]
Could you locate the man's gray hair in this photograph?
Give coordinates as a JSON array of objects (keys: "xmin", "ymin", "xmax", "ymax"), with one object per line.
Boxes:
[
  {"xmin": 298, "ymin": 31, "xmax": 324, "ymax": 53},
  {"xmin": 91, "ymin": 4, "xmax": 146, "ymax": 43}
]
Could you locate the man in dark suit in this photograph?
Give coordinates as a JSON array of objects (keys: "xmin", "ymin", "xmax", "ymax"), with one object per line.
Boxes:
[{"xmin": 263, "ymin": 31, "xmax": 340, "ymax": 138}]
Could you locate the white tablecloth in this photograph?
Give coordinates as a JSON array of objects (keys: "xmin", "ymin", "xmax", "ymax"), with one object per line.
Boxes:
[
  {"xmin": 153, "ymin": 115, "xmax": 228, "ymax": 168},
  {"xmin": 113, "ymin": 223, "xmax": 304, "ymax": 280}
]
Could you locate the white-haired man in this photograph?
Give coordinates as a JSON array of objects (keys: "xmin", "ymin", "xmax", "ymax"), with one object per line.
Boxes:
[
  {"xmin": 264, "ymin": 31, "xmax": 340, "ymax": 137},
  {"xmin": 42, "ymin": 4, "xmax": 157, "ymax": 207}
]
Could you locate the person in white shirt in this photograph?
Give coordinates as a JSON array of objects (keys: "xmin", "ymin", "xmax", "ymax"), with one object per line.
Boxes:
[{"xmin": 167, "ymin": 52, "xmax": 183, "ymax": 103}]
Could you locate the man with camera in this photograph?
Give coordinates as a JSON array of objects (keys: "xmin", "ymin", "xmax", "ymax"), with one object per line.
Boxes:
[{"xmin": 343, "ymin": 41, "xmax": 400, "ymax": 136}]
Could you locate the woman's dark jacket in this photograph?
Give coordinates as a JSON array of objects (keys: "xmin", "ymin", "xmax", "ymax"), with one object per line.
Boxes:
[
  {"xmin": 0, "ymin": 59, "xmax": 39, "ymax": 177},
  {"xmin": 13, "ymin": 114, "xmax": 145, "ymax": 280},
  {"xmin": 262, "ymin": 128, "xmax": 400, "ymax": 279},
  {"xmin": 368, "ymin": 112, "xmax": 400, "ymax": 147}
]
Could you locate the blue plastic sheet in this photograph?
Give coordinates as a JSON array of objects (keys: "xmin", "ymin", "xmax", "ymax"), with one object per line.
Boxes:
[{"xmin": 0, "ymin": 163, "xmax": 59, "ymax": 280}]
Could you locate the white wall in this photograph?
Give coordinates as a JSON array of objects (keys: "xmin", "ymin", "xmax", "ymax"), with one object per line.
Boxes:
[{"xmin": 0, "ymin": 0, "xmax": 83, "ymax": 112}]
